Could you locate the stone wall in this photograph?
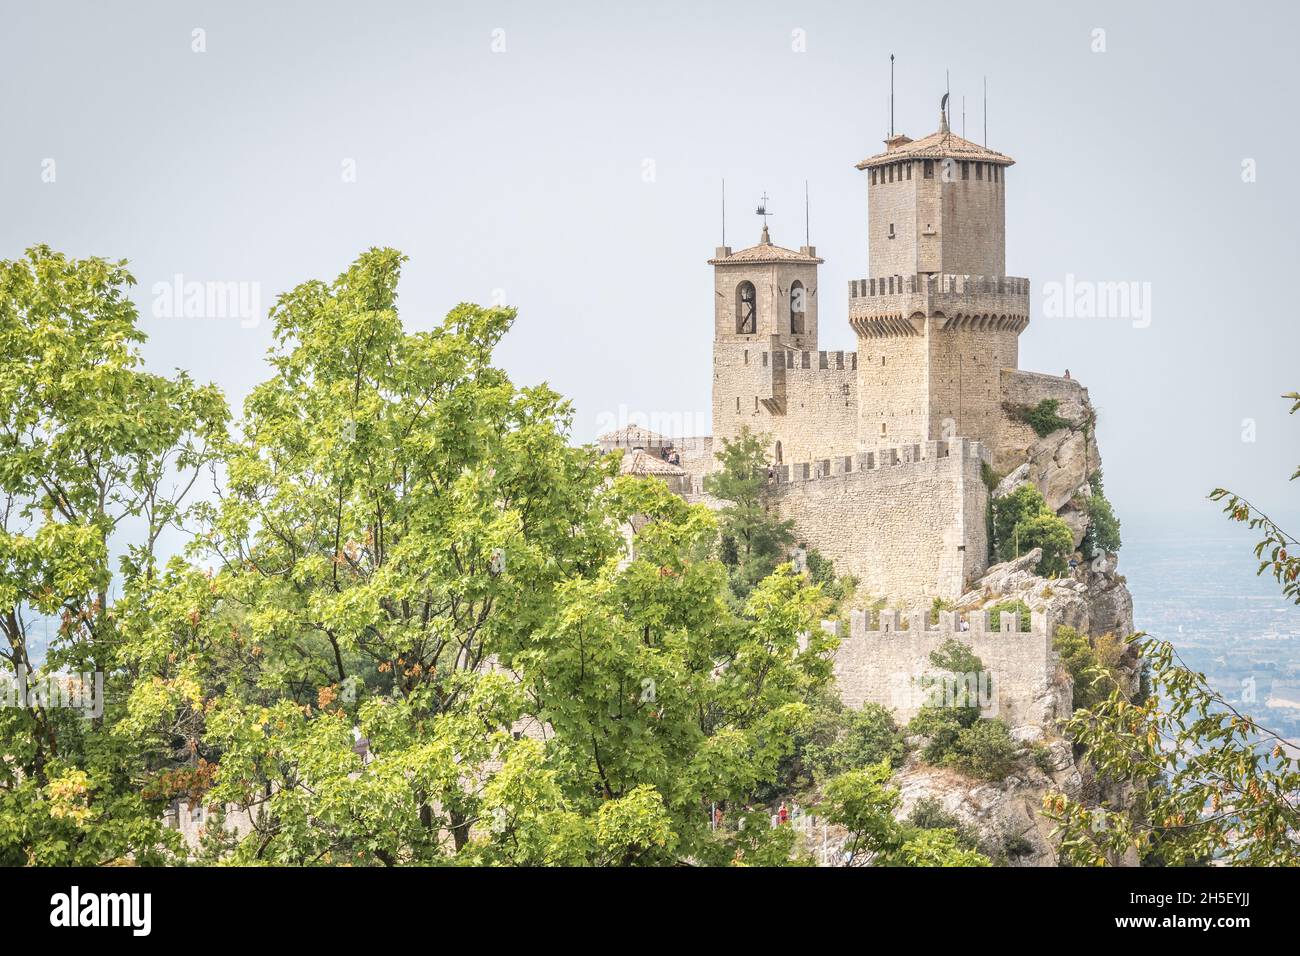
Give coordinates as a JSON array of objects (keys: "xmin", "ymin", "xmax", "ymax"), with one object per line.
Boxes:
[
  {"xmin": 928, "ymin": 323, "xmax": 1020, "ymax": 449},
  {"xmin": 849, "ymin": 276, "xmax": 1030, "ymax": 448},
  {"xmin": 712, "ymin": 342, "xmax": 860, "ymax": 465},
  {"xmin": 165, "ymin": 799, "xmax": 259, "ymax": 853},
  {"xmin": 829, "ymin": 607, "xmax": 1057, "ymax": 729},
  {"xmin": 855, "ymin": 329, "xmax": 931, "ymax": 446},
  {"xmin": 771, "ymin": 438, "xmax": 988, "ymax": 603},
  {"xmin": 866, "ymin": 162, "xmax": 1007, "ymax": 279}
]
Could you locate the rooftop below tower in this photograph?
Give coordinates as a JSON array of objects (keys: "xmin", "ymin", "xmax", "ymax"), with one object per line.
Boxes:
[
  {"xmin": 708, "ymin": 226, "xmax": 823, "ymax": 265},
  {"xmin": 856, "ymin": 126, "xmax": 1014, "ymax": 170}
]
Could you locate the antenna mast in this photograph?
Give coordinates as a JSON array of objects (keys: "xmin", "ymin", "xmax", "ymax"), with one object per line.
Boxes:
[
  {"xmin": 721, "ymin": 178, "xmax": 726, "ymax": 246},
  {"xmin": 889, "ymin": 54, "xmax": 895, "ymax": 137},
  {"xmin": 983, "ymin": 76, "xmax": 988, "ymax": 145},
  {"xmin": 804, "ymin": 180, "xmax": 810, "ymax": 246}
]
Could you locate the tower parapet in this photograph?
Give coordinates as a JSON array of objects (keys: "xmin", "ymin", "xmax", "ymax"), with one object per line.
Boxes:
[{"xmin": 848, "ymin": 273, "xmax": 1029, "ymax": 338}]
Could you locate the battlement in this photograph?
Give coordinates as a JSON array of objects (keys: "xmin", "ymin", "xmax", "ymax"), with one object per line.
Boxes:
[
  {"xmin": 772, "ymin": 437, "xmax": 986, "ymax": 485},
  {"xmin": 839, "ymin": 606, "xmax": 1050, "ymax": 640},
  {"xmin": 849, "ymin": 274, "xmax": 1030, "ymax": 298},
  {"xmin": 848, "ymin": 274, "xmax": 1030, "ymax": 338},
  {"xmin": 826, "ymin": 604, "xmax": 1059, "ymax": 726}
]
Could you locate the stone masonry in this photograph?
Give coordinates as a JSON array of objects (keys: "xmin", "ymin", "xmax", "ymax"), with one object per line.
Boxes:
[{"xmin": 827, "ymin": 607, "xmax": 1057, "ymax": 729}]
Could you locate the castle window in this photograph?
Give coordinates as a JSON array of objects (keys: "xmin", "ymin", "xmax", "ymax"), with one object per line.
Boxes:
[
  {"xmin": 976, "ymin": 163, "xmax": 983, "ymax": 181},
  {"xmin": 775, "ymin": 441, "xmax": 783, "ymax": 464},
  {"xmin": 961, "ymin": 161, "xmax": 969, "ymax": 180},
  {"xmin": 881, "ymin": 423, "xmax": 887, "ymax": 436},
  {"xmin": 887, "ymin": 223, "xmax": 895, "ymax": 239},
  {"xmin": 923, "ymin": 159, "xmax": 934, "ymax": 179},
  {"xmin": 736, "ymin": 281, "xmax": 757, "ymax": 334},
  {"xmin": 870, "ymin": 169, "xmax": 876, "ymax": 185},
  {"xmin": 906, "ymin": 162, "xmax": 912, "ymax": 180},
  {"xmin": 736, "ymin": 397, "xmax": 740, "ymax": 413},
  {"xmin": 743, "ymin": 349, "xmax": 749, "ymax": 365},
  {"xmin": 790, "ymin": 280, "xmax": 805, "ymax": 334}
]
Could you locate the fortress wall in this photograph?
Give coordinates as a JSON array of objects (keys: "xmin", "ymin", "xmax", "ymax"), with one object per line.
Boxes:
[
  {"xmin": 772, "ymin": 352, "xmax": 858, "ymax": 462},
  {"xmin": 928, "ymin": 325, "xmax": 1021, "ymax": 449},
  {"xmin": 772, "ymin": 439, "xmax": 988, "ymax": 603},
  {"xmin": 713, "ymin": 343, "xmax": 860, "ymax": 465},
  {"xmin": 672, "ymin": 435, "xmax": 714, "ymax": 494},
  {"xmin": 856, "ymin": 332, "xmax": 931, "ymax": 446},
  {"xmin": 712, "ymin": 339, "xmax": 781, "ymax": 451},
  {"xmin": 828, "ymin": 608, "xmax": 1056, "ymax": 727}
]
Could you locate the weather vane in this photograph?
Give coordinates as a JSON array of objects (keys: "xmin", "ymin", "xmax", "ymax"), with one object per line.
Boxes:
[{"xmin": 756, "ymin": 192, "xmax": 772, "ymax": 227}]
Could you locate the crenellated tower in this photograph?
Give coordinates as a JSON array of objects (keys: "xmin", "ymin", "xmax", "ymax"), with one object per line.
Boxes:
[{"xmin": 849, "ymin": 105, "xmax": 1029, "ymax": 448}]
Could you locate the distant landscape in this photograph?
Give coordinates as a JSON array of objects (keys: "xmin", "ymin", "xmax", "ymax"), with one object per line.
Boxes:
[{"xmin": 1126, "ymin": 511, "xmax": 1300, "ymax": 738}]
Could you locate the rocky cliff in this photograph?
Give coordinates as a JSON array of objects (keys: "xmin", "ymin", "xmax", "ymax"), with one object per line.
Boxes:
[{"xmin": 844, "ymin": 383, "xmax": 1140, "ymax": 866}]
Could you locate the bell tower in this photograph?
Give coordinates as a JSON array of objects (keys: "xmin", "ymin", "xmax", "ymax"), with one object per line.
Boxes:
[
  {"xmin": 709, "ymin": 223, "xmax": 824, "ymax": 455},
  {"xmin": 710, "ymin": 223, "xmax": 822, "ymax": 350}
]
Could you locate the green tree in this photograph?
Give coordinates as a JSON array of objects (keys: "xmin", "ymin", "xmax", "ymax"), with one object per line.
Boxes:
[
  {"xmin": 882, "ymin": 827, "xmax": 990, "ymax": 867},
  {"xmin": 1018, "ymin": 398, "xmax": 1071, "ymax": 437},
  {"xmin": 704, "ymin": 428, "xmax": 794, "ymax": 598},
  {"xmin": 992, "ymin": 483, "xmax": 1073, "ymax": 575},
  {"xmin": 822, "ymin": 763, "xmax": 990, "ymax": 867},
  {"xmin": 119, "ymin": 249, "xmax": 837, "ymax": 866},
  {"xmin": 1052, "ymin": 625, "xmax": 1124, "ymax": 712},
  {"xmin": 906, "ymin": 640, "xmax": 1019, "ymax": 781},
  {"xmin": 1081, "ymin": 470, "xmax": 1122, "ymax": 557},
  {"xmin": 0, "ymin": 246, "xmax": 227, "ymax": 865},
  {"xmin": 804, "ymin": 702, "xmax": 905, "ymax": 781},
  {"xmin": 1045, "ymin": 636, "xmax": 1300, "ymax": 866}
]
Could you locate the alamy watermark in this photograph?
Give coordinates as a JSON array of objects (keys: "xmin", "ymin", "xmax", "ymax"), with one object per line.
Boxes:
[
  {"xmin": 151, "ymin": 274, "xmax": 262, "ymax": 329},
  {"xmin": 1041, "ymin": 274, "xmax": 1151, "ymax": 329},
  {"xmin": 889, "ymin": 669, "xmax": 997, "ymax": 716},
  {"xmin": 1, "ymin": 667, "xmax": 103, "ymax": 718},
  {"xmin": 593, "ymin": 404, "xmax": 709, "ymax": 439}
]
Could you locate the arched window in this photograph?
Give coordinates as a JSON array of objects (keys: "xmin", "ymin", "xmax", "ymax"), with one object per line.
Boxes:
[
  {"xmin": 775, "ymin": 441, "xmax": 783, "ymax": 464},
  {"xmin": 789, "ymin": 280, "xmax": 805, "ymax": 334},
  {"xmin": 736, "ymin": 281, "xmax": 757, "ymax": 334}
]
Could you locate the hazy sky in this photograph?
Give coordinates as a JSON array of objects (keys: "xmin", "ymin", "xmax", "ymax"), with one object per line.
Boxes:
[{"xmin": 4, "ymin": 0, "xmax": 1298, "ymax": 533}]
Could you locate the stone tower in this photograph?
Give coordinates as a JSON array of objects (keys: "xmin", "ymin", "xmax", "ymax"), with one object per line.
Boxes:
[
  {"xmin": 709, "ymin": 226, "xmax": 838, "ymax": 461},
  {"xmin": 850, "ymin": 106, "xmax": 1029, "ymax": 448}
]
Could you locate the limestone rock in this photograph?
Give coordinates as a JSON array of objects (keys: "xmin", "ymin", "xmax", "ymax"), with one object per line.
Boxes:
[
  {"xmin": 1058, "ymin": 502, "xmax": 1090, "ymax": 549},
  {"xmin": 889, "ymin": 759, "xmax": 1061, "ymax": 866},
  {"xmin": 993, "ymin": 462, "xmax": 1032, "ymax": 499},
  {"xmin": 958, "ymin": 550, "xmax": 1134, "ymax": 640}
]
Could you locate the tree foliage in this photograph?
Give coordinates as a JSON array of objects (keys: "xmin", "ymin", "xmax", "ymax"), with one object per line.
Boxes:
[
  {"xmin": 6, "ymin": 247, "xmax": 847, "ymax": 867},
  {"xmin": 1047, "ymin": 394, "xmax": 1300, "ymax": 865},
  {"xmin": 822, "ymin": 763, "xmax": 990, "ymax": 867},
  {"xmin": 0, "ymin": 246, "xmax": 227, "ymax": 864},
  {"xmin": 1080, "ymin": 470, "xmax": 1122, "ymax": 557},
  {"xmin": 992, "ymin": 483, "xmax": 1074, "ymax": 575},
  {"xmin": 703, "ymin": 429, "xmax": 794, "ymax": 599}
]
